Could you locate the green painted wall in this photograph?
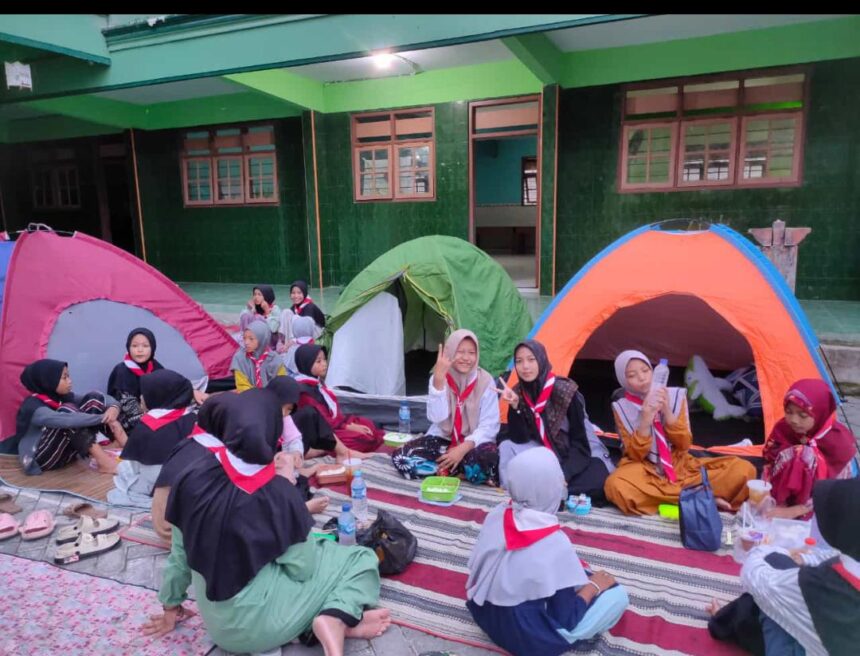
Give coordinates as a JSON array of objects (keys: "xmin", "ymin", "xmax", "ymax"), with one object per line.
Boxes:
[
  {"xmin": 306, "ymin": 101, "xmax": 470, "ymax": 286},
  {"xmin": 136, "ymin": 118, "xmax": 310, "ymax": 284},
  {"xmin": 560, "ymin": 16, "xmax": 860, "ymax": 88},
  {"xmin": 553, "ymin": 58, "xmax": 860, "ymax": 301}
]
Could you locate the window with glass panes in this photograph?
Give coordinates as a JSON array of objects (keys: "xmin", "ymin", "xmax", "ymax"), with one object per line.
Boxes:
[
  {"xmin": 31, "ymin": 163, "xmax": 81, "ymax": 210},
  {"xmin": 619, "ymin": 68, "xmax": 806, "ymax": 192},
  {"xmin": 351, "ymin": 108, "xmax": 435, "ymax": 201},
  {"xmin": 181, "ymin": 124, "xmax": 278, "ymax": 206}
]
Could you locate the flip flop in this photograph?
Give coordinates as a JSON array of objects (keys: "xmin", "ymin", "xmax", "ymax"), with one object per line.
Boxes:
[
  {"xmin": 18, "ymin": 509, "xmax": 55, "ymax": 541},
  {"xmin": 56, "ymin": 515, "xmax": 120, "ymax": 544},
  {"xmin": 0, "ymin": 493, "xmax": 22, "ymax": 515},
  {"xmin": 54, "ymin": 531, "xmax": 121, "ymax": 565},
  {"xmin": 0, "ymin": 513, "xmax": 19, "ymax": 540},
  {"xmin": 62, "ymin": 502, "xmax": 107, "ymax": 520}
]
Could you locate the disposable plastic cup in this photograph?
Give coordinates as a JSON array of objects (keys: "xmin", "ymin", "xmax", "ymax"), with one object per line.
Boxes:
[{"xmin": 747, "ymin": 480, "xmax": 772, "ymax": 505}]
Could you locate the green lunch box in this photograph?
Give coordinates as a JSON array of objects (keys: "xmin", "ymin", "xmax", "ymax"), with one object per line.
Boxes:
[{"xmin": 420, "ymin": 476, "xmax": 461, "ymax": 502}]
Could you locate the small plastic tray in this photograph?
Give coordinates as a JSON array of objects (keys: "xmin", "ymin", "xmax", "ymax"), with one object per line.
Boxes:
[
  {"xmin": 420, "ymin": 476, "xmax": 461, "ymax": 502},
  {"xmin": 383, "ymin": 432, "xmax": 414, "ymax": 447}
]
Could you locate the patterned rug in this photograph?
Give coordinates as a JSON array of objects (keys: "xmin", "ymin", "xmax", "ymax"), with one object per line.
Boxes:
[
  {"xmin": 0, "ymin": 553, "xmax": 213, "ymax": 656},
  {"xmin": 122, "ymin": 453, "xmax": 746, "ymax": 655}
]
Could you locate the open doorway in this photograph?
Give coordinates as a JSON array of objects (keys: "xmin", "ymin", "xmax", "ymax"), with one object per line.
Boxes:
[
  {"xmin": 473, "ymin": 137, "xmax": 538, "ymax": 288},
  {"xmin": 469, "ymin": 96, "xmax": 541, "ymax": 290}
]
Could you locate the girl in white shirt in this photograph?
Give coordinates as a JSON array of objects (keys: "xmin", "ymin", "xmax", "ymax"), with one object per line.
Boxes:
[{"xmin": 392, "ymin": 329, "xmax": 500, "ymax": 485}]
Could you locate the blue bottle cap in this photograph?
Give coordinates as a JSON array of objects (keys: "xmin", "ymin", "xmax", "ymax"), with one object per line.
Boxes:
[
  {"xmin": 342, "ymin": 503, "xmax": 351, "ymax": 512},
  {"xmin": 659, "ymin": 358, "xmax": 668, "ymax": 366}
]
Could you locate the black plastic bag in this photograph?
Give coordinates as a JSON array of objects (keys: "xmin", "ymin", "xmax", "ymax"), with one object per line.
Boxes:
[{"xmin": 356, "ymin": 509, "xmax": 417, "ymax": 575}]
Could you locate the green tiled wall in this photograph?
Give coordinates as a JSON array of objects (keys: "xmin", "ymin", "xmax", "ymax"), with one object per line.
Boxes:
[
  {"xmin": 305, "ymin": 102, "xmax": 470, "ymax": 286},
  {"xmin": 137, "ymin": 118, "xmax": 309, "ymax": 284},
  {"xmin": 540, "ymin": 85, "xmax": 559, "ymax": 295},
  {"xmin": 554, "ymin": 58, "xmax": 860, "ymax": 300}
]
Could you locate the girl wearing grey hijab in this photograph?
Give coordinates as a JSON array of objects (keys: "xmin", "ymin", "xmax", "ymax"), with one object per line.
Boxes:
[
  {"xmin": 230, "ymin": 320, "xmax": 284, "ymax": 391},
  {"xmin": 466, "ymin": 448, "xmax": 629, "ymax": 656}
]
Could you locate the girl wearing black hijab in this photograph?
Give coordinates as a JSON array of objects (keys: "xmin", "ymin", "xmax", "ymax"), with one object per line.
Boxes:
[
  {"xmin": 107, "ymin": 370, "xmax": 197, "ymax": 508},
  {"xmin": 107, "ymin": 327, "xmax": 164, "ymax": 432},
  {"xmin": 288, "ymin": 280, "xmax": 326, "ymax": 333},
  {"xmin": 294, "ymin": 344, "xmax": 384, "ymax": 454},
  {"xmin": 144, "ymin": 390, "xmax": 389, "ymax": 653},
  {"xmin": 10, "ymin": 359, "xmax": 122, "ymax": 475},
  {"xmin": 498, "ymin": 340, "xmax": 614, "ymax": 505},
  {"xmin": 239, "ymin": 284, "xmax": 281, "ymax": 348}
]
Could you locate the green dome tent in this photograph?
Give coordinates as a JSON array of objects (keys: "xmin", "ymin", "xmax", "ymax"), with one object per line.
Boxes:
[{"xmin": 325, "ymin": 236, "xmax": 532, "ymax": 408}]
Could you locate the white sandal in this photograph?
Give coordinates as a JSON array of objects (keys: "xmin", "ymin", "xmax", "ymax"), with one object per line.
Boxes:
[
  {"xmin": 54, "ymin": 531, "xmax": 121, "ymax": 564},
  {"xmin": 55, "ymin": 515, "xmax": 120, "ymax": 544}
]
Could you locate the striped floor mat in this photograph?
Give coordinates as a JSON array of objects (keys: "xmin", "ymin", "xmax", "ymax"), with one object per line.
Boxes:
[
  {"xmin": 315, "ymin": 453, "xmax": 746, "ymax": 656},
  {"xmin": 118, "ymin": 452, "xmax": 746, "ymax": 655}
]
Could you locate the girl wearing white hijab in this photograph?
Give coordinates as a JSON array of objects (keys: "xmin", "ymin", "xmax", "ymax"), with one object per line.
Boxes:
[
  {"xmin": 605, "ymin": 349, "xmax": 754, "ymax": 515},
  {"xmin": 466, "ymin": 448, "xmax": 629, "ymax": 656},
  {"xmin": 392, "ymin": 329, "xmax": 500, "ymax": 484}
]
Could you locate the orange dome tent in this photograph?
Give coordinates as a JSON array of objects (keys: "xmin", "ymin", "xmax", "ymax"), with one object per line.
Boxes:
[{"xmin": 512, "ymin": 222, "xmax": 838, "ymax": 439}]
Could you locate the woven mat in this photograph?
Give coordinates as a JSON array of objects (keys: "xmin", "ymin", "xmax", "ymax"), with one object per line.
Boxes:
[{"xmin": 122, "ymin": 453, "xmax": 746, "ymax": 654}]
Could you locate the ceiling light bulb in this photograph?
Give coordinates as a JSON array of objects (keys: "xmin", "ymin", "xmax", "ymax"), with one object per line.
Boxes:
[{"xmin": 373, "ymin": 53, "xmax": 396, "ymax": 69}]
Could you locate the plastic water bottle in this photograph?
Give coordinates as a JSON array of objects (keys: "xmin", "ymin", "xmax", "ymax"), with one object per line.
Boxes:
[
  {"xmin": 337, "ymin": 503, "xmax": 357, "ymax": 546},
  {"xmin": 398, "ymin": 401, "xmax": 412, "ymax": 434},
  {"xmin": 351, "ymin": 470, "xmax": 369, "ymax": 524},
  {"xmin": 651, "ymin": 358, "xmax": 670, "ymax": 390}
]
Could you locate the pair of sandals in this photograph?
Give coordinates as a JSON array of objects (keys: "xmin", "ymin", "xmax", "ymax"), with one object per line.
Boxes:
[
  {"xmin": 0, "ymin": 509, "xmax": 56, "ymax": 541},
  {"xmin": 54, "ymin": 514, "xmax": 122, "ymax": 564}
]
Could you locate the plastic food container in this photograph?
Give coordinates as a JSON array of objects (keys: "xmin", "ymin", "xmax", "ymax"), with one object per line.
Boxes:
[
  {"xmin": 658, "ymin": 504, "xmax": 680, "ymax": 520},
  {"xmin": 420, "ymin": 476, "xmax": 461, "ymax": 502},
  {"xmin": 383, "ymin": 432, "xmax": 414, "ymax": 447},
  {"xmin": 767, "ymin": 518, "xmax": 811, "ymax": 550}
]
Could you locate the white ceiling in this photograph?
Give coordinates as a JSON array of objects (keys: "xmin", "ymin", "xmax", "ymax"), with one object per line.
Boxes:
[
  {"xmin": 547, "ymin": 14, "xmax": 849, "ymax": 51},
  {"xmin": 94, "ymin": 76, "xmax": 246, "ymax": 105}
]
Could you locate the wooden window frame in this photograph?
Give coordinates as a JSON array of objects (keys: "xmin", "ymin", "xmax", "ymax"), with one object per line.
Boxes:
[
  {"xmin": 181, "ymin": 157, "xmax": 214, "ymax": 207},
  {"xmin": 677, "ymin": 117, "xmax": 738, "ymax": 188},
  {"xmin": 736, "ymin": 113, "xmax": 804, "ymax": 188},
  {"xmin": 393, "ymin": 140, "xmax": 434, "ymax": 200},
  {"xmin": 245, "ymin": 152, "xmax": 280, "ymax": 205},
  {"xmin": 619, "ymin": 122, "xmax": 678, "ymax": 191},
  {"xmin": 521, "ymin": 156, "xmax": 538, "ymax": 205},
  {"xmin": 351, "ymin": 107, "xmax": 436, "ymax": 203},
  {"xmin": 354, "ymin": 145, "xmax": 394, "ymax": 201},
  {"xmin": 31, "ymin": 163, "xmax": 82, "ymax": 211},
  {"xmin": 213, "ymin": 155, "xmax": 245, "ymax": 205},
  {"xmin": 180, "ymin": 123, "xmax": 279, "ymax": 207},
  {"xmin": 618, "ymin": 65, "xmax": 809, "ymax": 193}
]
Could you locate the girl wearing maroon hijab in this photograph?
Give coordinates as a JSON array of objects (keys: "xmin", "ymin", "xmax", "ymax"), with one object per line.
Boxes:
[{"xmin": 764, "ymin": 379, "xmax": 857, "ymax": 520}]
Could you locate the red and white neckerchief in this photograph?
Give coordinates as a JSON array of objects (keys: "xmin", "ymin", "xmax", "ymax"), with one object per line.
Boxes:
[
  {"xmin": 293, "ymin": 297, "xmax": 313, "ymax": 313},
  {"xmin": 294, "ymin": 336, "xmax": 314, "ymax": 346},
  {"xmin": 295, "ymin": 374, "xmax": 338, "ymax": 417},
  {"xmin": 189, "ymin": 424, "xmax": 274, "ymax": 494},
  {"xmin": 833, "ymin": 560, "xmax": 860, "ymax": 592},
  {"xmin": 140, "ymin": 407, "xmax": 192, "ymax": 431},
  {"xmin": 245, "ymin": 349, "xmax": 272, "ymax": 388},
  {"xmin": 521, "ymin": 373, "xmax": 557, "ymax": 450},
  {"xmin": 32, "ymin": 393, "xmax": 60, "ymax": 410},
  {"xmin": 804, "ymin": 412, "xmax": 836, "ymax": 479},
  {"xmin": 123, "ymin": 354, "xmax": 154, "ymax": 376},
  {"xmin": 503, "ymin": 501, "xmax": 561, "ymax": 550},
  {"xmin": 446, "ymin": 373, "xmax": 478, "ymax": 446},
  {"xmin": 624, "ymin": 392, "xmax": 677, "ymax": 483}
]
